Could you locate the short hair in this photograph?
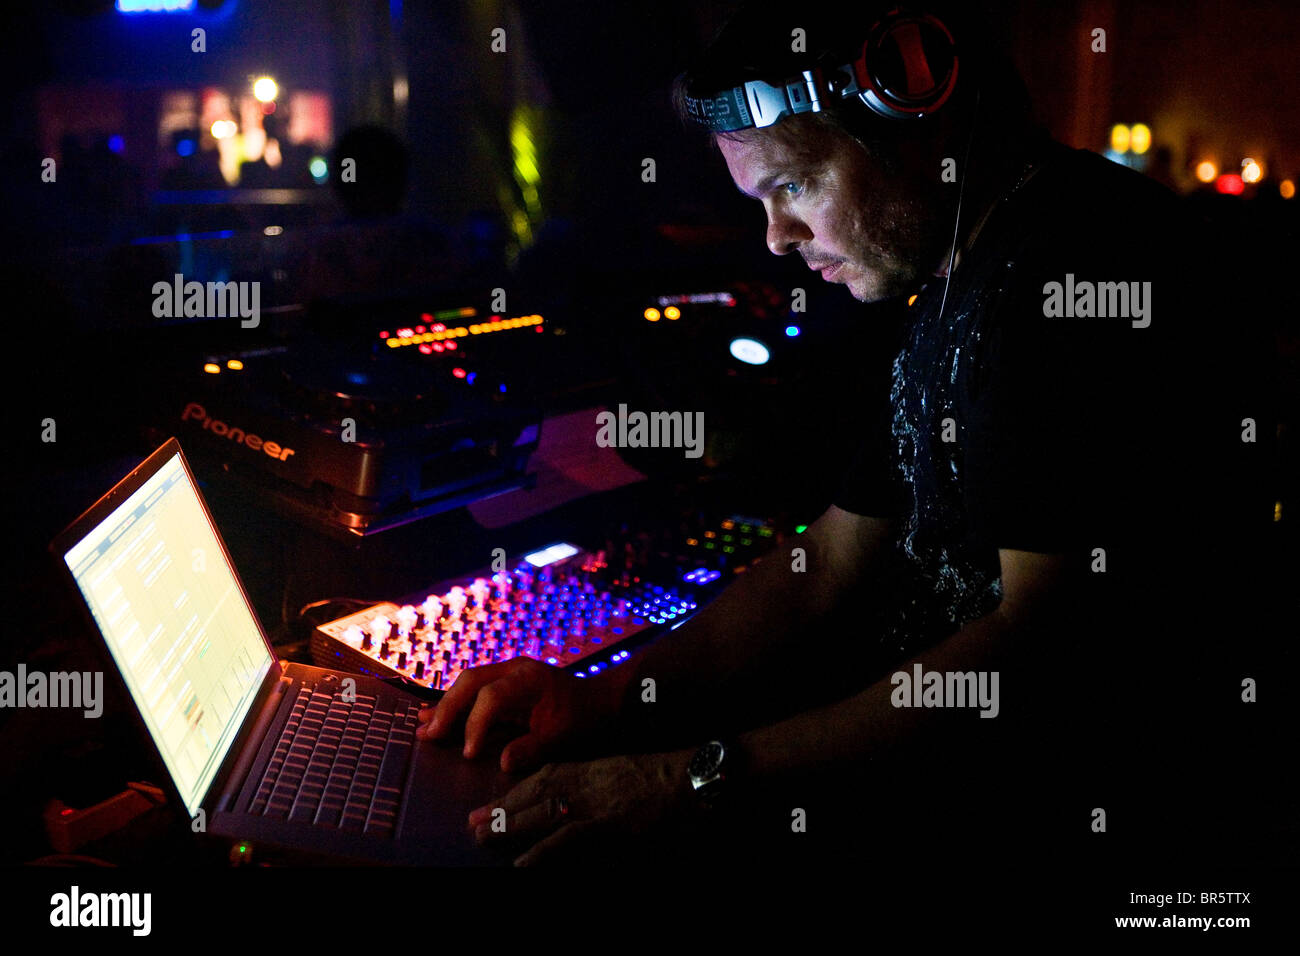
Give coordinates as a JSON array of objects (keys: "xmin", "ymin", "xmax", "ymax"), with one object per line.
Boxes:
[{"xmin": 671, "ymin": 0, "xmax": 1035, "ymax": 169}]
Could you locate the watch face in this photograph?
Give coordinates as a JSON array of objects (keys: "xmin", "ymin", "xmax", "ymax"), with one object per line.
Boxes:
[{"xmin": 689, "ymin": 741, "xmax": 725, "ymax": 782}]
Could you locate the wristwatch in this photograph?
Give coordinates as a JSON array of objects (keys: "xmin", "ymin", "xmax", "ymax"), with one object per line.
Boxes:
[{"xmin": 687, "ymin": 740, "xmax": 739, "ymax": 808}]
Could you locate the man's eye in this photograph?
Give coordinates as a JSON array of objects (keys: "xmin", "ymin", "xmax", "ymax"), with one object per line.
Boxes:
[{"xmin": 782, "ymin": 182, "xmax": 802, "ymax": 197}]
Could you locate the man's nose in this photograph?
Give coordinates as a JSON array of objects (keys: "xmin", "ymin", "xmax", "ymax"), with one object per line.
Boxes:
[{"xmin": 766, "ymin": 207, "xmax": 811, "ymax": 255}]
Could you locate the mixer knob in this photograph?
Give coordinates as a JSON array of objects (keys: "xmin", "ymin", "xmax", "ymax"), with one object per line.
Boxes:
[
  {"xmin": 414, "ymin": 660, "xmax": 425, "ymax": 680},
  {"xmin": 342, "ymin": 625, "xmax": 365, "ymax": 647},
  {"xmin": 370, "ymin": 615, "xmax": 392, "ymax": 640},
  {"xmin": 396, "ymin": 605, "xmax": 418, "ymax": 633},
  {"xmin": 380, "ymin": 640, "xmax": 391, "ymax": 660},
  {"xmin": 398, "ymin": 651, "xmax": 408, "ymax": 670},
  {"xmin": 421, "ymin": 596, "xmax": 443, "ymax": 621}
]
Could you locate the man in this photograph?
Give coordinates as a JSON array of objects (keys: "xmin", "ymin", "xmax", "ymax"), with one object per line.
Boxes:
[{"xmin": 418, "ymin": 1, "xmax": 1271, "ymax": 866}]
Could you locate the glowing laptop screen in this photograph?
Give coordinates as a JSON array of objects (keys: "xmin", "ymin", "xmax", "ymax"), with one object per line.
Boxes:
[{"xmin": 63, "ymin": 453, "xmax": 273, "ymax": 816}]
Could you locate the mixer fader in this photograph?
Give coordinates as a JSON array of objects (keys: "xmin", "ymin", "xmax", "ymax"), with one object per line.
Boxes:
[{"xmin": 311, "ymin": 516, "xmax": 782, "ymax": 692}]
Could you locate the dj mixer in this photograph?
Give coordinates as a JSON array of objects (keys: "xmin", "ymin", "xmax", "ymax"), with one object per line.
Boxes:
[{"xmin": 311, "ymin": 516, "xmax": 782, "ymax": 692}]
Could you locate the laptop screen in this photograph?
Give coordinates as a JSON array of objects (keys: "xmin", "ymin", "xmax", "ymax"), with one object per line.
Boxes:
[{"xmin": 62, "ymin": 451, "xmax": 273, "ymax": 817}]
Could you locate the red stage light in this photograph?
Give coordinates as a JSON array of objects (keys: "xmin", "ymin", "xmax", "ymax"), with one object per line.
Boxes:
[{"xmin": 1215, "ymin": 173, "xmax": 1245, "ymax": 195}]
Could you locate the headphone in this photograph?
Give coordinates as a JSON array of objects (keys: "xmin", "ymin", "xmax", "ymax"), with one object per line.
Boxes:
[
  {"xmin": 683, "ymin": 5, "xmax": 980, "ymax": 319},
  {"xmin": 681, "ymin": 7, "xmax": 960, "ymax": 132}
]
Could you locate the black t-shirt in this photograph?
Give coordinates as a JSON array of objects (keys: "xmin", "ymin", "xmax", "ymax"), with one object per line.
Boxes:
[
  {"xmin": 826, "ymin": 141, "xmax": 1277, "ymax": 850},
  {"xmin": 834, "ymin": 140, "xmax": 1269, "ymax": 664}
]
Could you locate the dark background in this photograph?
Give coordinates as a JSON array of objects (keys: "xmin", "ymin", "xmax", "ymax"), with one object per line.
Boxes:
[{"xmin": 0, "ymin": 0, "xmax": 1295, "ymax": 892}]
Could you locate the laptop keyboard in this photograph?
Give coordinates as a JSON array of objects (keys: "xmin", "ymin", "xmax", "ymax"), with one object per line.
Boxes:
[{"xmin": 250, "ymin": 681, "xmax": 420, "ymax": 837}]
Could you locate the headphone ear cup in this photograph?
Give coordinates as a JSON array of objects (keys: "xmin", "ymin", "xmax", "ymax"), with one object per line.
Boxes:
[{"xmin": 855, "ymin": 11, "xmax": 959, "ymax": 120}]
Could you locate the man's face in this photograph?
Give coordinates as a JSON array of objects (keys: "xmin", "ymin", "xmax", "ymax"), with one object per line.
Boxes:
[{"xmin": 717, "ymin": 120, "xmax": 951, "ymax": 302}]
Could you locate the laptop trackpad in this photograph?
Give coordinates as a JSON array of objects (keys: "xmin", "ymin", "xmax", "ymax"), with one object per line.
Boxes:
[{"xmin": 398, "ymin": 737, "xmax": 516, "ymax": 865}]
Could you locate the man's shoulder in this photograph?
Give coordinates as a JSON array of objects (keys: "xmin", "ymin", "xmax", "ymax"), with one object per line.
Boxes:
[
  {"xmin": 1029, "ymin": 141, "xmax": 1181, "ymax": 216},
  {"xmin": 972, "ymin": 141, "xmax": 1219, "ymax": 334},
  {"xmin": 988, "ymin": 141, "xmax": 1189, "ymax": 266}
]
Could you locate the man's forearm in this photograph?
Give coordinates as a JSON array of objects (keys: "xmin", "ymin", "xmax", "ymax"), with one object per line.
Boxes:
[
  {"xmin": 735, "ymin": 605, "xmax": 1029, "ymax": 784},
  {"xmin": 593, "ymin": 531, "xmax": 851, "ymax": 739}
]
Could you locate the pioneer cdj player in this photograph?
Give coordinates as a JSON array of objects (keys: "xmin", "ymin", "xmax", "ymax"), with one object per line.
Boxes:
[{"xmin": 159, "ymin": 304, "xmax": 549, "ymax": 536}]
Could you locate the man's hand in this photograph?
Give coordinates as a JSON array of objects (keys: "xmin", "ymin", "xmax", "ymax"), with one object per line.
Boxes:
[
  {"xmin": 467, "ymin": 750, "xmax": 696, "ymax": 866},
  {"xmin": 416, "ymin": 657, "xmax": 623, "ymax": 772}
]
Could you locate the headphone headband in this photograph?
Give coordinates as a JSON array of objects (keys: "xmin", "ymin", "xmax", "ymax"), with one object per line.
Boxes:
[{"xmin": 681, "ymin": 8, "xmax": 959, "ymax": 132}]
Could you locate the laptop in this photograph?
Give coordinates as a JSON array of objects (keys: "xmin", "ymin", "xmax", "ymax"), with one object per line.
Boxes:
[{"xmin": 50, "ymin": 437, "xmax": 509, "ymax": 865}]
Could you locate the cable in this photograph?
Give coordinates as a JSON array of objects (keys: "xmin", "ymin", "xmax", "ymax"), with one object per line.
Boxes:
[
  {"xmin": 936, "ymin": 88, "xmax": 981, "ymax": 326},
  {"xmin": 296, "ymin": 597, "xmax": 385, "ymax": 622}
]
